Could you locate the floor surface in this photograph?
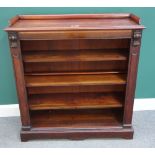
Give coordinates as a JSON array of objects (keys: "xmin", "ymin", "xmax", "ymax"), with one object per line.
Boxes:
[{"xmin": 0, "ymin": 111, "xmax": 155, "ymax": 148}]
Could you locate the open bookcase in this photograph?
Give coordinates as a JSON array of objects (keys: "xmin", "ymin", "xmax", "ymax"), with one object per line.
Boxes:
[{"xmin": 5, "ymin": 14, "xmax": 145, "ymax": 141}]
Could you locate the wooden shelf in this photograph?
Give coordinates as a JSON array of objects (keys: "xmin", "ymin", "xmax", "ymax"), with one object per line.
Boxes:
[
  {"xmin": 25, "ymin": 71, "xmax": 126, "ymax": 76},
  {"xmin": 31, "ymin": 109, "xmax": 122, "ymax": 129},
  {"xmin": 29, "ymin": 93, "xmax": 124, "ymax": 110},
  {"xmin": 23, "ymin": 49, "xmax": 128, "ymax": 63},
  {"xmin": 25, "ymin": 73, "xmax": 126, "ymax": 87}
]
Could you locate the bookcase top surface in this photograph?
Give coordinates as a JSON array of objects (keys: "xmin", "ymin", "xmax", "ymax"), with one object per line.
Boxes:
[{"xmin": 5, "ymin": 13, "xmax": 145, "ymax": 31}]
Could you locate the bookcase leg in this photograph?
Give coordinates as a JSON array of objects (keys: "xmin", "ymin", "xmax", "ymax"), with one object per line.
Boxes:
[
  {"xmin": 20, "ymin": 134, "xmax": 29, "ymax": 142},
  {"xmin": 122, "ymin": 133, "xmax": 134, "ymax": 139},
  {"xmin": 122, "ymin": 125, "xmax": 134, "ymax": 139},
  {"xmin": 20, "ymin": 126, "xmax": 31, "ymax": 142}
]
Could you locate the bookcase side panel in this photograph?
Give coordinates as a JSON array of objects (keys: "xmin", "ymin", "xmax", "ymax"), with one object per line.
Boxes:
[
  {"xmin": 123, "ymin": 30, "xmax": 142, "ymax": 127},
  {"xmin": 8, "ymin": 32, "xmax": 31, "ymax": 130}
]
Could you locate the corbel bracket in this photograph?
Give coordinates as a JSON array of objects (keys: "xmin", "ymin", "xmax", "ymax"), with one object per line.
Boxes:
[
  {"xmin": 133, "ymin": 30, "xmax": 142, "ymax": 46},
  {"xmin": 8, "ymin": 32, "xmax": 18, "ymax": 48}
]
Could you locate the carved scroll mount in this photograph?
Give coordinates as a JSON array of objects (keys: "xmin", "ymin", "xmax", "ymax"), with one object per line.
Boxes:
[
  {"xmin": 133, "ymin": 30, "xmax": 142, "ymax": 46},
  {"xmin": 8, "ymin": 32, "xmax": 18, "ymax": 48}
]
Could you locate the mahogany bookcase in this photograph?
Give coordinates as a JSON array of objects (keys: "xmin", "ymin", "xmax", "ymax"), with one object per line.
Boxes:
[{"xmin": 5, "ymin": 14, "xmax": 145, "ymax": 141}]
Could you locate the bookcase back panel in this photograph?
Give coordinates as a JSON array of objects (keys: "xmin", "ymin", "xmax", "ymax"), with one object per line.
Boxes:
[
  {"xmin": 21, "ymin": 39, "xmax": 130, "ymax": 73},
  {"xmin": 21, "ymin": 39, "xmax": 130, "ymax": 51},
  {"xmin": 30, "ymin": 109, "xmax": 123, "ymax": 128},
  {"xmin": 27, "ymin": 84, "xmax": 126, "ymax": 94},
  {"xmin": 24, "ymin": 61, "xmax": 128, "ymax": 73}
]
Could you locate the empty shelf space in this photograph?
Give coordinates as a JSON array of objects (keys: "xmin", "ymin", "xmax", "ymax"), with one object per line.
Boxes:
[
  {"xmin": 25, "ymin": 73, "xmax": 127, "ymax": 87},
  {"xmin": 29, "ymin": 93, "xmax": 124, "ymax": 110},
  {"xmin": 22, "ymin": 49, "xmax": 128, "ymax": 63},
  {"xmin": 27, "ymin": 84, "xmax": 125, "ymax": 94},
  {"xmin": 24, "ymin": 60, "xmax": 128, "ymax": 73},
  {"xmin": 21, "ymin": 39, "xmax": 130, "ymax": 51},
  {"xmin": 31, "ymin": 109, "xmax": 123, "ymax": 129}
]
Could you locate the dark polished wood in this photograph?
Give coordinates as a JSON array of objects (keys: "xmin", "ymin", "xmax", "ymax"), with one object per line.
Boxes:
[
  {"xmin": 5, "ymin": 13, "xmax": 145, "ymax": 31},
  {"xmin": 21, "ymin": 128, "xmax": 134, "ymax": 141},
  {"xmin": 21, "ymin": 39, "xmax": 130, "ymax": 50},
  {"xmin": 30, "ymin": 109, "xmax": 123, "ymax": 128},
  {"xmin": 5, "ymin": 14, "xmax": 145, "ymax": 141},
  {"xmin": 18, "ymin": 30, "xmax": 132, "ymax": 40},
  {"xmin": 23, "ymin": 49, "xmax": 128, "ymax": 73},
  {"xmin": 23, "ymin": 49, "xmax": 128, "ymax": 62},
  {"xmin": 28, "ymin": 93, "xmax": 124, "ymax": 110},
  {"xmin": 25, "ymin": 73, "xmax": 127, "ymax": 87},
  {"xmin": 123, "ymin": 30, "xmax": 143, "ymax": 128},
  {"xmin": 8, "ymin": 32, "xmax": 31, "ymax": 130}
]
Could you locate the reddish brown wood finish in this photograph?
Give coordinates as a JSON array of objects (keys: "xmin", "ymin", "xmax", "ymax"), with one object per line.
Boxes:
[
  {"xmin": 18, "ymin": 30, "xmax": 132, "ymax": 40},
  {"xmin": 30, "ymin": 109, "xmax": 123, "ymax": 128},
  {"xmin": 5, "ymin": 14, "xmax": 145, "ymax": 141},
  {"xmin": 28, "ymin": 93, "xmax": 124, "ymax": 110},
  {"xmin": 25, "ymin": 73, "xmax": 127, "ymax": 87},
  {"xmin": 8, "ymin": 32, "xmax": 31, "ymax": 130},
  {"xmin": 123, "ymin": 30, "xmax": 143, "ymax": 128},
  {"xmin": 22, "ymin": 49, "xmax": 128, "ymax": 73},
  {"xmin": 21, "ymin": 39, "xmax": 130, "ymax": 50},
  {"xmin": 5, "ymin": 14, "xmax": 145, "ymax": 31},
  {"xmin": 21, "ymin": 128, "xmax": 134, "ymax": 141},
  {"xmin": 27, "ymin": 84, "xmax": 126, "ymax": 95}
]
